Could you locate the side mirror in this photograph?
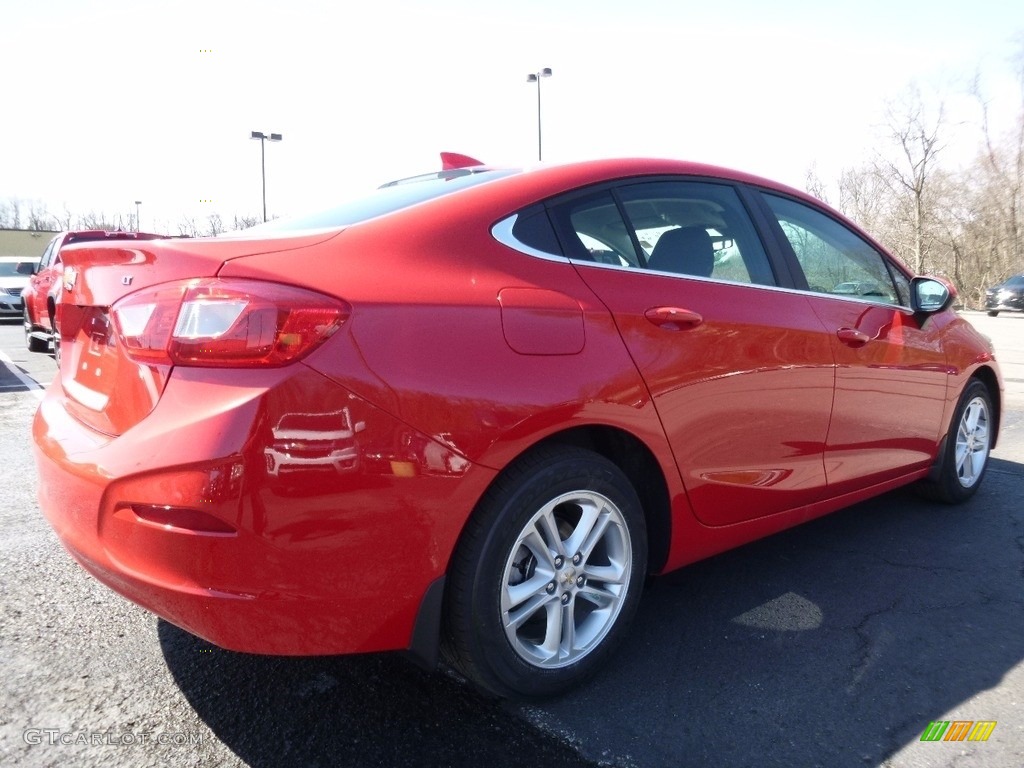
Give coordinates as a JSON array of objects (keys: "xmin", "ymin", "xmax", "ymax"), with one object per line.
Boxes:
[{"xmin": 910, "ymin": 276, "xmax": 954, "ymax": 314}]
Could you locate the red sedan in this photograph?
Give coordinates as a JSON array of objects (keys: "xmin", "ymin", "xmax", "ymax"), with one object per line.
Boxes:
[
  {"xmin": 33, "ymin": 157, "xmax": 1002, "ymax": 698},
  {"xmin": 23, "ymin": 229, "xmax": 165, "ymax": 355}
]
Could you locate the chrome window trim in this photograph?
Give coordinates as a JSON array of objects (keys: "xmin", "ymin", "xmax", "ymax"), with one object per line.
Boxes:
[
  {"xmin": 490, "ymin": 214, "xmax": 570, "ymax": 263},
  {"xmin": 493, "ymin": 214, "xmax": 914, "ymax": 314}
]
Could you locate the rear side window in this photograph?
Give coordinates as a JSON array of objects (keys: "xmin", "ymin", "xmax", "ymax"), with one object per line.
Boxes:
[
  {"xmin": 617, "ymin": 182, "xmax": 775, "ymax": 285},
  {"xmin": 545, "ymin": 181, "xmax": 777, "ymax": 286},
  {"xmin": 510, "ymin": 206, "xmax": 563, "ymax": 256},
  {"xmin": 763, "ymin": 194, "xmax": 904, "ymax": 306},
  {"xmin": 556, "ymin": 191, "xmax": 641, "ymax": 267}
]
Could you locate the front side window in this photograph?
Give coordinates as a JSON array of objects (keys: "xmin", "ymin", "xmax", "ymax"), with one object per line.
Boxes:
[{"xmin": 763, "ymin": 194, "xmax": 904, "ymax": 306}]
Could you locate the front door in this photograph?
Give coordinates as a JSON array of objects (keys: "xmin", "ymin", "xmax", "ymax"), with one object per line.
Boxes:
[{"xmin": 758, "ymin": 192, "xmax": 947, "ymax": 492}]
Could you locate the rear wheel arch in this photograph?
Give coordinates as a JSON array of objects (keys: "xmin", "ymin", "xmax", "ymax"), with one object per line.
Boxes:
[
  {"xmin": 440, "ymin": 442, "xmax": 651, "ymax": 697},
  {"xmin": 531, "ymin": 426, "xmax": 672, "ymax": 574},
  {"xmin": 409, "ymin": 424, "xmax": 673, "ymax": 681},
  {"xmin": 461, "ymin": 425, "xmax": 672, "ymax": 575}
]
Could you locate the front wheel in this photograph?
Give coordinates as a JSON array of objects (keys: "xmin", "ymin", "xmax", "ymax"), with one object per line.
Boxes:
[
  {"xmin": 987, "ymin": 310, "xmax": 999, "ymax": 317},
  {"xmin": 917, "ymin": 379, "xmax": 993, "ymax": 504},
  {"xmin": 444, "ymin": 446, "xmax": 647, "ymax": 698}
]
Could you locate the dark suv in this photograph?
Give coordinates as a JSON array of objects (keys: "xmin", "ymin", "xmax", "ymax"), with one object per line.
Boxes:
[
  {"xmin": 985, "ymin": 274, "xmax": 1024, "ymax": 317},
  {"xmin": 23, "ymin": 230, "xmax": 164, "ymax": 353}
]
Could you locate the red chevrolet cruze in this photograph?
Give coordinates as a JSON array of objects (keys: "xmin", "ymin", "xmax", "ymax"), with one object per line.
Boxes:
[{"xmin": 34, "ymin": 157, "xmax": 1002, "ymax": 698}]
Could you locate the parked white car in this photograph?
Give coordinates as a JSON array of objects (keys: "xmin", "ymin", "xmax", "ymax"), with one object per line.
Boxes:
[{"xmin": 0, "ymin": 256, "xmax": 35, "ymax": 317}]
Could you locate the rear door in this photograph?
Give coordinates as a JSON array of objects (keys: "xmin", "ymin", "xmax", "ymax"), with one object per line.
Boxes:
[
  {"xmin": 756, "ymin": 192, "xmax": 948, "ymax": 492},
  {"xmin": 544, "ymin": 180, "xmax": 836, "ymax": 526}
]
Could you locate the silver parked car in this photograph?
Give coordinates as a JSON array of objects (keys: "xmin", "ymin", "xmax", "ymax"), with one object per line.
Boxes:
[{"xmin": 0, "ymin": 256, "xmax": 35, "ymax": 317}]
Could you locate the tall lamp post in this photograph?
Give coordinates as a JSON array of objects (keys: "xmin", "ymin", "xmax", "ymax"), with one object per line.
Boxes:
[
  {"xmin": 250, "ymin": 130, "xmax": 283, "ymax": 222},
  {"xmin": 525, "ymin": 68, "xmax": 552, "ymax": 161},
  {"xmin": 134, "ymin": 200, "xmax": 142, "ymax": 232}
]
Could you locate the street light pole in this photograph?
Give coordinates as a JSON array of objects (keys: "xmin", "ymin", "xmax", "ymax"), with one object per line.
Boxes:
[
  {"xmin": 250, "ymin": 131, "xmax": 283, "ymax": 222},
  {"xmin": 525, "ymin": 68, "xmax": 552, "ymax": 161},
  {"xmin": 134, "ymin": 200, "xmax": 142, "ymax": 232}
]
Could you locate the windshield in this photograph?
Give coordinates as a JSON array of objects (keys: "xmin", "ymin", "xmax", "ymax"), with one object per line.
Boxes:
[
  {"xmin": 247, "ymin": 168, "xmax": 518, "ymax": 233},
  {"xmin": 0, "ymin": 260, "xmax": 34, "ymax": 277}
]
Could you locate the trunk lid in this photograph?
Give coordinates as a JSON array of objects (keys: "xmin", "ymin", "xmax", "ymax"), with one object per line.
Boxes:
[{"xmin": 57, "ymin": 231, "xmax": 340, "ymax": 436}]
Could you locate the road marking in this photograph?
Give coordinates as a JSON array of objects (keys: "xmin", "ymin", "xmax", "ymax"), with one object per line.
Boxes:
[{"xmin": 0, "ymin": 350, "xmax": 45, "ymax": 401}]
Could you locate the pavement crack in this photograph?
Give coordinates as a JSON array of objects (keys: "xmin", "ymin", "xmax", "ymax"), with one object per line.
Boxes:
[{"xmin": 845, "ymin": 597, "xmax": 901, "ymax": 695}]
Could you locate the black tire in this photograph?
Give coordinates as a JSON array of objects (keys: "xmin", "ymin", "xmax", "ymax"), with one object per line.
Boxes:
[
  {"xmin": 443, "ymin": 446, "xmax": 647, "ymax": 699},
  {"xmin": 987, "ymin": 310, "xmax": 999, "ymax": 317},
  {"xmin": 917, "ymin": 379, "xmax": 994, "ymax": 504},
  {"xmin": 49, "ymin": 306, "xmax": 60, "ymax": 365},
  {"xmin": 24, "ymin": 307, "xmax": 47, "ymax": 353}
]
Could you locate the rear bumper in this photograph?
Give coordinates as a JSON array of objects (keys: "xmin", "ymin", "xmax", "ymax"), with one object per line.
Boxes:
[{"xmin": 34, "ymin": 364, "xmax": 494, "ymax": 655}]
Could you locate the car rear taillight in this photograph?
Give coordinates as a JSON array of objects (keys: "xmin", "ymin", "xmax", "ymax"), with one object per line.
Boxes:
[{"xmin": 111, "ymin": 278, "xmax": 348, "ymax": 367}]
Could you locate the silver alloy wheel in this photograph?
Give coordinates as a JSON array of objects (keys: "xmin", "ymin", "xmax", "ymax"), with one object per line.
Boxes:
[
  {"xmin": 954, "ymin": 396, "xmax": 990, "ymax": 488},
  {"xmin": 500, "ymin": 490, "xmax": 632, "ymax": 669}
]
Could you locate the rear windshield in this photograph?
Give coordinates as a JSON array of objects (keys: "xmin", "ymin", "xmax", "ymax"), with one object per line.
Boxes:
[{"xmin": 248, "ymin": 168, "xmax": 517, "ymax": 233}]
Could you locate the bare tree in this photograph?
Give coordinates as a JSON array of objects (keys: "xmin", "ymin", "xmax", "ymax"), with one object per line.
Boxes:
[
  {"xmin": 54, "ymin": 205, "xmax": 74, "ymax": 231},
  {"xmin": 26, "ymin": 201, "xmax": 54, "ymax": 231},
  {"xmin": 232, "ymin": 214, "xmax": 262, "ymax": 231},
  {"xmin": 8, "ymin": 199, "xmax": 22, "ymax": 229},
  {"xmin": 971, "ymin": 64, "xmax": 1024, "ymax": 277},
  {"xmin": 178, "ymin": 217, "xmax": 201, "ymax": 237},
  {"xmin": 804, "ymin": 163, "xmax": 830, "ymax": 205},
  {"xmin": 206, "ymin": 213, "xmax": 225, "ymax": 236},
  {"xmin": 837, "ymin": 164, "xmax": 891, "ymax": 240},
  {"xmin": 76, "ymin": 211, "xmax": 121, "ymax": 230},
  {"xmin": 876, "ymin": 86, "xmax": 946, "ymax": 274}
]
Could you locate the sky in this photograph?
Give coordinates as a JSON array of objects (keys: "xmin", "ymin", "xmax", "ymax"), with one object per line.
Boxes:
[{"xmin": 1, "ymin": 0, "xmax": 1022, "ymax": 233}]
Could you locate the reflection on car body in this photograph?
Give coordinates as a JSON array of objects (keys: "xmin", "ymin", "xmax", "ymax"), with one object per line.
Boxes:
[
  {"xmin": 833, "ymin": 280, "xmax": 882, "ymax": 296},
  {"xmin": 264, "ymin": 408, "xmax": 362, "ymax": 476},
  {"xmin": 22, "ymin": 229, "xmax": 166, "ymax": 354}
]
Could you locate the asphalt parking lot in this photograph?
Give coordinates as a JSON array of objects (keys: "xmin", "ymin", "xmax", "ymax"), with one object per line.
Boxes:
[{"xmin": 1, "ymin": 313, "xmax": 1022, "ymax": 768}]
